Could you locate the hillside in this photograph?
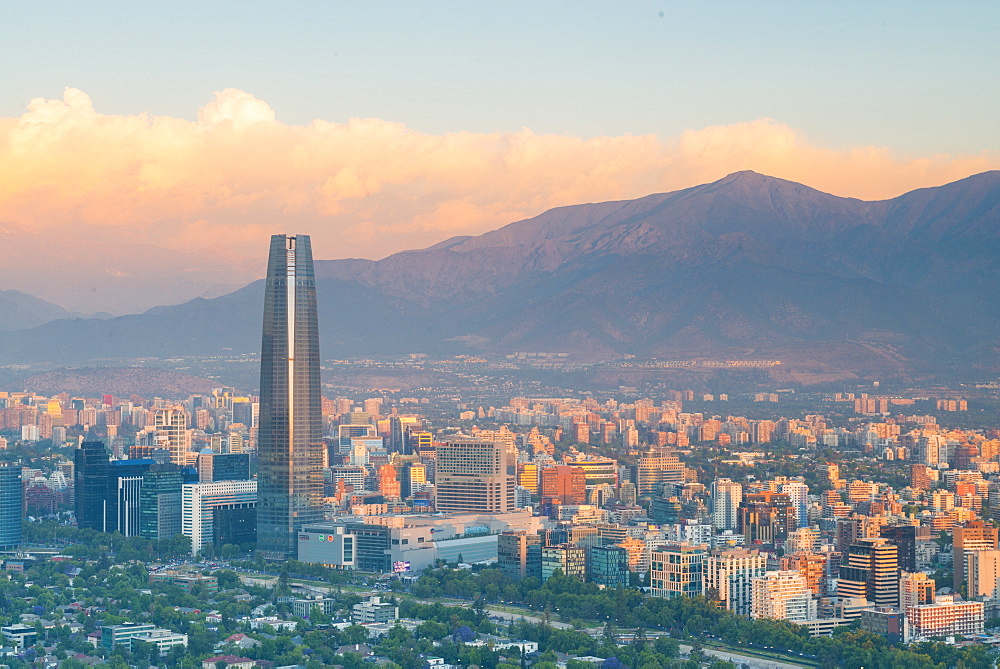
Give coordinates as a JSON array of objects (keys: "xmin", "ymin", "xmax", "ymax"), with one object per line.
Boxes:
[{"xmin": 2, "ymin": 170, "xmax": 1000, "ymax": 382}]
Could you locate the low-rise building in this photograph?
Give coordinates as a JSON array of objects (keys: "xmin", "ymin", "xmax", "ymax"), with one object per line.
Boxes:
[
  {"xmin": 1, "ymin": 624, "xmax": 36, "ymax": 649},
  {"xmin": 352, "ymin": 596, "xmax": 398, "ymax": 624},
  {"xmin": 908, "ymin": 595, "xmax": 984, "ymax": 639}
]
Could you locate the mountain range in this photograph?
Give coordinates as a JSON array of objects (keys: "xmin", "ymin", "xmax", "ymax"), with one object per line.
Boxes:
[{"xmin": 2, "ymin": 170, "xmax": 1000, "ymax": 384}]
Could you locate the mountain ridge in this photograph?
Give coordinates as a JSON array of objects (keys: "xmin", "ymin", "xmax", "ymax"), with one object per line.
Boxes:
[{"xmin": 3, "ymin": 170, "xmax": 1000, "ymax": 383}]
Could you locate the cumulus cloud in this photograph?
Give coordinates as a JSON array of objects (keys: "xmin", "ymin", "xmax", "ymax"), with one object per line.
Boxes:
[{"xmin": 0, "ymin": 87, "xmax": 997, "ymax": 259}]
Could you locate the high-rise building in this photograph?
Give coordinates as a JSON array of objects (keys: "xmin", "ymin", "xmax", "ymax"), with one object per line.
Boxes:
[
  {"xmin": 880, "ymin": 524, "xmax": 919, "ymax": 573},
  {"xmin": 0, "ymin": 467, "xmax": 22, "ymax": 550},
  {"xmin": 636, "ymin": 448, "xmax": 685, "ymax": 496},
  {"xmin": 197, "ymin": 452, "xmax": 251, "ymax": 483},
  {"xmin": 711, "ymin": 478, "xmax": 742, "ymax": 531},
  {"xmin": 838, "ymin": 537, "xmax": 900, "ymax": 607},
  {"xmin": 779, "ymin": 552, "xmax": 828, "ymax": 596},
  {"xmin": 497, "ymin": 530, "xmax": 542, "ymax": 580},
  {"xmin": 541, "ymin": 544, "xmax": 586, "ymax": 582},
  {"xmin": 780, "ymin": 481, "xmax": 809, "ymax": 529},
  {"xmin": 257, "ymin": 234, "xmax": 324, "ymax": 560},
  {"xmin": 183, "ymin": 480, "xmax": 258, "ymax": 556},
  {"xmin": 139, "ymin": 464, "xmax": 183, "ymax": 541},
  {"xmin": 106, "ymin": 459, "xmax": 156, "ymax": 537},
  {"xmin": 540, "ymin": 466, "xmax": 586, "ymax": 507},
  {"xmin": 152, "ymin": 407, "xmax": 192, "ymax": 466},
  {"xmin": 434, "ymin": 438, "xmax": 515, "ymax": 513},
  {"xmin": 738, "ymin": 491, "xmax": 797, "ymax": 546},
  {"xmin": 966, "ymin": 549, "xmax": 1000, "ymax": 601},
  {"xmin": 750, "ymin": 570, "xmax": 816, "ymax": 622},
  {"xmin": 75, "ymin": 434, "xmax": 110, "ymax": 531},
  {"xmin": 954, "ymin": 521, "xmax": 999, "ymax": 593},
  {"xmin": 705, "ymin": 548, "xmax": 766, "ymax": 616}
]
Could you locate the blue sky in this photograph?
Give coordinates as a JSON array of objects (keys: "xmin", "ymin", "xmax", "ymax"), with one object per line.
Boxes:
[{"xmin": 4, "ymin": 1, "xmax": 997, "ymax": 155}]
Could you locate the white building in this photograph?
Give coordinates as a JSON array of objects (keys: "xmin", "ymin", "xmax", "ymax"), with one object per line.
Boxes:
[
  {"xmin": 181, "ymin": 480, "xmax": 257, "ymax": 555},
  {"xmin": 711, "ymin": 479, "xmax": 742, "ymax": 531}
]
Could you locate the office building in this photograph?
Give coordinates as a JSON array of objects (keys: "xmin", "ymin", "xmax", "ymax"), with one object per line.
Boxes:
[
  {"xmin": 636, "ymin": 449, "xmax": 684, "ymax": 496},
  {"xmin": 540, "ymin": 465, "xmax": 586, "ymax": 507},
  {"xmin": 435, "ymin": 438, "xmax": 515, "ymax": 513},
  {"xmin": 750, "ymin": 570, "xmax": 816, "ymax": 622},
  {"xmin": 197, "ymin": 452, "xmax": 251, "ymax": 483},
  {"xmin": 880, "ymin": 524, "xmax": 920, "ymax": 573},
  {"xmin": 541, "ymin": 544, "xmax": 586, "ymax": 582},
  {"xmin": 587, "ymin": 545, "xmax": 629, "ymax": 588},
  {"xmin": 860, "ymin": 607, "xmax": 908, "ymax": 644},
  {"xmin": 74, "ymin": 434, "xmax": 110, "ymax": 531},
  {"xmin": 498, "ymin": 530, "xmax": 542, "ymax": 580},
  {"xmin": 738, "ymin": 491, "xmax": 797, "ymax": 546},
  {"xmin": 106, "ymin": 459, "xmax": 156, "ymax": 537},
  {"xmin": 954, "ymin": 521, "xmax": 999, "ymax": 593},
  {"xmin": 0, "ymin": 467, "xmax": 21, "ymax": 551},
  {"xmin": 257, "ymin": 234, "xmax": 324, "ymax": 560},
  {"xmin": 706, "ymin": 548, "xmax": 767, "ymax": 616},
  {"xmin": 139, "ymin": 464, "xmax": 183, "ymax": 541},
  {"xmin": 838, "ymin": 537, "xmax": 900, "ymax": 608},
  {"xmin": 183, "ymin": 480, "xmax": 257, "ymax": 555},
  {"xmin": 650, "ymin": 543, "xmax": 706, "ymax": 599},
  {"xmin": 711, "ymin": 478, "xmax": 742, "ymax": 531}
]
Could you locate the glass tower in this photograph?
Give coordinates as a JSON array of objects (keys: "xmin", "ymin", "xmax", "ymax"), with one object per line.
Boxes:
[
  {"xmin": 256, "ymin": 234, "xmax": 324, "ymax": 559},
  {"xmin": 0, "ymin": 466, "xmax": 22, "ymax": 550}
]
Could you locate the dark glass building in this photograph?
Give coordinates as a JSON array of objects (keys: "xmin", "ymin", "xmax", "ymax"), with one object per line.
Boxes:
[
  {"xmin": 0, "ymin": 467, "xmax": 22, "ymax": 550},
  {"xmin": 106, "ymin": 459, "xmax": 155, "ymax": 537},
  {"xmin": 75, "ymin": 435, "xmax": 110, "ymax": 531},
  {"xmin": 257, "ymin": 234, "xmax": 324, "ymax": 559},
  {"xmin": 139, "ymin": 464, "xmax": 183, "ymax": 540}
]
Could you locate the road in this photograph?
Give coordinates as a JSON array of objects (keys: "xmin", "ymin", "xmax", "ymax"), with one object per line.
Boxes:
[{"xmin": 680, "ymin": 643, "xmax": 808, "ymax": 669}]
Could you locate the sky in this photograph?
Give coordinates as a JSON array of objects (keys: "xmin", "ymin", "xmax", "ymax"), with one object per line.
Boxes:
[{"xmin": 1, "ymin": 1, "xmax": 998, "ymax": 264}]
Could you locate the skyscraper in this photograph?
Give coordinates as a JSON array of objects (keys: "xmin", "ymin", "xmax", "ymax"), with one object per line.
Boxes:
[
  {"xmin": 257, "ymin": 234, "xmax": 324, "ymax": 560},
  {"xmin": 0, "ymin": 467, "xmax": 22, "ymax": 551},
  {"xmin": 75, "ymin": 433, "xmax": 110, "ymax": 531}
]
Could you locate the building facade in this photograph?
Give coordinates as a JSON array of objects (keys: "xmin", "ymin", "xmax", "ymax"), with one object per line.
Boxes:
[{"xmin": 257, "ymin": 234, "xmax": 325, "ymax": 560}]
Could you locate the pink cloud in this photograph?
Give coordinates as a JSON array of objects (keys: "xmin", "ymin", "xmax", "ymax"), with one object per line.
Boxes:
[{"xmin": 0, "ymin": 88, "xmax": 997, "ymax": 260}]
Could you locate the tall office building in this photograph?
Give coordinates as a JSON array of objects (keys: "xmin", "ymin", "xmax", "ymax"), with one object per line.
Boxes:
[
  {"xmin": 139, "ymin": 464, "xmax": 183, "ymax": 541},
  {"xmin": 711, "ymin": 478, "xmax": 742, "ymax": 531},
  {"xmin": 434, "ymin": 438, "xmax": 515, "ymax": 513},
  {"xmin": 0, "ymin": 467, "xmax": 22, "ymax": 550},
  {"xmin": 838, "ymin": 537, "xmax": 900, "ymax": 607},
  {"xmin": 75, "ymin": 434, "xmax": 110, "ymax": 531},
  {"xmin": 257, "ymin": 234, "xmax": 324, "ymax": 560}
]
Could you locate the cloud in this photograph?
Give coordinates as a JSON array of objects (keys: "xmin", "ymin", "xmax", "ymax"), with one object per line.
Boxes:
[{"xmin": 0, "ymin": 87, "xmax": 997, "ymax": 260}]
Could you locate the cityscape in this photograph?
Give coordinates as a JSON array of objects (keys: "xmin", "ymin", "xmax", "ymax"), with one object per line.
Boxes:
[{"xmin": 3, "ymin": 3, "xmax": 1000, "ymax": 669}]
